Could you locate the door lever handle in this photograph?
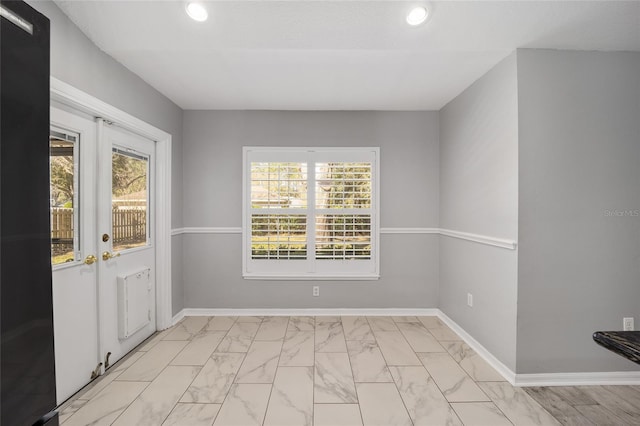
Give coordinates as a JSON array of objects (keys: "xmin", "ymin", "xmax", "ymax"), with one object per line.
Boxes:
[
  {"xmin": 84, "ymin": 255, "xmax": 97, "ymax": 265},
  {"xmin": 102, "ymin": 251, "xmax": 121, "ymax": 261}
]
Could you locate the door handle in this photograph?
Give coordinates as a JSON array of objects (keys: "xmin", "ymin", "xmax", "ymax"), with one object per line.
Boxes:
[
  {"xmin": 84, "ymin": 255, "xmax": 98, "ymax": 265},
  {"xmin": 102, "ymin": 251, "xmax": 121, "ymax": 261}
]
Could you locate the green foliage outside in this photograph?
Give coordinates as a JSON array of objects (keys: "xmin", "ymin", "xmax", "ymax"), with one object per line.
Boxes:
[
  {"xmin": 112, "ymin": 152, "xmax": 147, "ymax": 197},
  {"xmin": 250, "ymin": 162, "xmax": 372, "ymax": 259},
  {"xmin": 49, "ymin": 149, "xmax": 148, "ymax": 204},
  {"xmin": 50, "ymin": 153, "xmax": 74, "ymax": 206}
]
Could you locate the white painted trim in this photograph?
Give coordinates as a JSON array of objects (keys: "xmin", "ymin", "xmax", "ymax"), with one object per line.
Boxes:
[
  {"xmin": 439, "ymin": 228, "xmax": 517, "ymax": 250},
  {"xmin": 380, "ymin": 227, "xmax": 439, "ymax": 234},
  {"xmin": 51, "ymin": 78, "xmax": 170, "ymax": 142},
  {"xmin": 242, "ymin": 274, "xmax": 381, "ymax": 281},
  {"xmin": 172, "ymin": 227, "xmax": 439, "ymax": 236},
  {"xmin": 172, "ymin": 227, "xmax": 242, "ymax": 235},
  {"xmin": 171, "ymin": 226, "xmax": 517, "ymax": 251},
  {"xmin": 514, "ymin": 372, "xmax": 640, "ymax": 387},
  {"xmin": 179, "ymin": 308, "xmax": 440, "ymax": 317},
  {"xmin": 154, "ymin": 135, "xmax": 172, "ymax": 330},
  {"xmin": 242, "ymin": 147, "xmax": 381, "ymax": 278},
  {"xmin": 51, "ymin": 77, "xmax": 173, "ymax": 331},
  {"xmin": 172, "ymin": 310, "xmax": 185, "ymax": 326}
]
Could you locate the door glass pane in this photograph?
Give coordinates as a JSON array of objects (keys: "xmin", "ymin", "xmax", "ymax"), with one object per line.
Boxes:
[
  {"xmin": 50, "ymin": 129, "xmax": 79, "ymax": 265},
  {"xmin": 112, "ymin": 148, "xmax": 148, "ymax": 251}
]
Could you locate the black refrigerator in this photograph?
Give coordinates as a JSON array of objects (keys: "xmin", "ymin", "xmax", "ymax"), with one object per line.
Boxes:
[{"xmin": 1, "ymin": 0, "xmax": 58, "ymax": 424}]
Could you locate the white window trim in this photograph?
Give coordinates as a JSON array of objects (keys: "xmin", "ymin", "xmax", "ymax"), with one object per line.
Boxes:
[{"xmin": 242, "ymin": 147, "xmax": 380, "ymax": 280}]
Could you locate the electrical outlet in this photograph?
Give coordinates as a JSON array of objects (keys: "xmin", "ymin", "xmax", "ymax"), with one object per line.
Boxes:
[
  {"xmin": 467, "ymin": 293, "xmax": 473, "ymax": 307},
  {"xmin": 624, "ymin": 317, "xmax": 634, "ymax": 331},
  {"xmin": 313, "ymin": 286, "xmax": 320, "ymax": 297}
]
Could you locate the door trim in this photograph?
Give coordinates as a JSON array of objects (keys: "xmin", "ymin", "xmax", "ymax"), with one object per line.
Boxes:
[{"xmin": 51, "ymin": 77, "xmax": 173, "ymax": 330}]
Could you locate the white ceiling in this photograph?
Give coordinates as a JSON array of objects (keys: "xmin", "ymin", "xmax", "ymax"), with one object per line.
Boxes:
[{"xmin": 54, "ymin": 0, "xmax": 640, "ymax": 111}]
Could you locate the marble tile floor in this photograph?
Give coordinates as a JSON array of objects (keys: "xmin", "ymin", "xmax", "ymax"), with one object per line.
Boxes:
[{"xmin": 56, "ymin": 316, "xmax": 636, "ymax": 425}]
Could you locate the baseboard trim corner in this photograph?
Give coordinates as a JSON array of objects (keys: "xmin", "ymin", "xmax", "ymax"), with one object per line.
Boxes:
[{"xmin": 171, "ymin": 309, "xmax": 185, "ymax": 326}]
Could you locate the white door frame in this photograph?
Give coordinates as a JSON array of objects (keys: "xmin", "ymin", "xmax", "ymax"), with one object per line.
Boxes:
[{"xmin": 50, "ymin": 77, "xmax": 173, "ymax": 330}]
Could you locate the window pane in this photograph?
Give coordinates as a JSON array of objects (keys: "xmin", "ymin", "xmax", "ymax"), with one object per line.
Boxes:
[
  {"xmin": 251, "ymin": 162, "xmax": 307, "ymax": 209},
  {"xmin": 112, "ymin": 149, "xmax": 148, "ymax": 251},
  {"xmin": 316, "ymin": 214, "xmax": 371, "ymax": 260},
  {"xmin": 315, "ymin": 162, "xmax": 371, "ymax": 209},
  {"xmin": 50, "ymin": 132, "xmax": 78, "ymax": 265},
  {"xmin": 252, "ymin": 214, "xmax": 307, "ymax": 259}
]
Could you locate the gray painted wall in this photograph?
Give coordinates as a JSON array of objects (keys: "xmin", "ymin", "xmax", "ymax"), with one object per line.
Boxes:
[
  {"xmin": 517, "ymin": 49, "xmax": 640, "ymax": 373},
  {"xmin": 439, "ymin": 53, "xmax": 519, "ymax": 370},
  {"xmin": 28, "ymin": 0, "xmax": 185, "ymax": 314},
  {"xmin": 26, "ymin": 2, "xmax": 640, "ymax": 374},
  {"xmin": 182, "ymin": 111, "xmax": 439, "ymax": 308}
]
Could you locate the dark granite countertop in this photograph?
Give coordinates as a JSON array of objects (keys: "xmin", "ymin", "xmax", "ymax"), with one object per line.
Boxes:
[{"xmin": 593, "ymin": 331, "xmax": 640, "ymax": 364}]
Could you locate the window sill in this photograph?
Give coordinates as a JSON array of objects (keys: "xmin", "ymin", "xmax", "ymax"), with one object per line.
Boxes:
[{"xmin": 242, "ymin": 274, "xmax": 380, "ymax": 281}]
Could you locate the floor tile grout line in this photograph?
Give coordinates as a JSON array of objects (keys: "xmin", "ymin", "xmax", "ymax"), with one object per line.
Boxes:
[
  {"xmin": 99, "ymin": 380, "xmax": 151, "ymax": 426},
  {"xmin": 262, "ymin": 316, "xmax": 289, "ymax": 425},
  {"xmin": 373, "ymin": 328, "xmax": 434, "ymax": 426},
  {"xmin": 208, "ymin": 351, "xmax": 248, "ymax": 424},
  {"xmin": 418, "ymin": 351, "xmax": 491, "ymax": 405},
  {"xmin": 171, "ymin": 322, "xmax": 231, "ymax": 421},
  {"xmin": 414, "ymin": 336, "xmax": 486, "ymax": 424},
  {"xmin": 112, "ymin": 318, "xmax": 209, "ymax": 425},
  {"xmin": 186, "ymin": 315, "xmax": 254, "ymax": 424},
  {"xmin": 450, "ymin": 401, "xmax": 515, "ymax": 426},
  {"xmin": 339, "ymin": 317, "xmax": 366, "ymax": 426},
  {"xmin": 312, "ymin": 317, "xmax": 316, "ymax": 425}
]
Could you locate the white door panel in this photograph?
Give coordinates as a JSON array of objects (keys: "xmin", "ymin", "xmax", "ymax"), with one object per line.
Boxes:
[
  {"xmin": 50, "ymin": 107, "xmax": 99, "ymax": 404},
  {"xmin": 97, "ymin": 123, "xmax": 156, "ymax": 365}
]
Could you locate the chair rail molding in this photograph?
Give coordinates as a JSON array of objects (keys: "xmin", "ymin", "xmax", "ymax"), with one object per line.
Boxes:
[
  {"xmin": 439, "ymin": 228, "xmax": 517, "ymax": 250},
  {"xmin": 171, "ymin": 226, "xmax": 517, "ymax": 250}
]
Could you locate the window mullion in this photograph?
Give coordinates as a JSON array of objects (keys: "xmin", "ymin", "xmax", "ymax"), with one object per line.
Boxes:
[{"xmin": 307, "ymin": 155, "xmax": 316, "ymax": 272}]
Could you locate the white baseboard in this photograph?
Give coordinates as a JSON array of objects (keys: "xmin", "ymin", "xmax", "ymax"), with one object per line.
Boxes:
[
  {"xmin": 437, "ymin": 311, "xmax": 640, "ymax": 386},
  {"xmin": 514, "ymin": 371, "xmax": 640, "ymax": 387},
  {"xmin": 436, "ymin": 310, "xmax": 517, "ymax": 384},
  {"xmin": 181, "ymin": 308, "xmax": 440, "ymax": 317},
  {"xmin": 171, "ymin": 307, "xmax": 640, "ymax": 386},
  {"xmin": 171, "ymin": 310, "xmax": 185, "ymax": 326}
]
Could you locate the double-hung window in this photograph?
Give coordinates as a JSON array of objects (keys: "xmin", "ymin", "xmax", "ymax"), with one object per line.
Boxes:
[{"xmin": 243, "ymin": 147, "xmax": 379, "ymax": 279}]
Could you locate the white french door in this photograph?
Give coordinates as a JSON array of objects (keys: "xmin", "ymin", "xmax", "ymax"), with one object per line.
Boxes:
[
  {"xmin": 50, "ymin": 108, "xmax": 157, "ymax": 404},
  {"xmin": 96, "ymin": 122, "xmax": 157, "ymax": 366},
  {"xmin": 50, "ymin": 107, "xmax": 99, "ymax": 404}
]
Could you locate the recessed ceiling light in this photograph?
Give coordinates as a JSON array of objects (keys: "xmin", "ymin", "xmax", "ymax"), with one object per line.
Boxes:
[
  {"xmin": 406, "ymin": 6, "xmax": 429, "ymax": 26},
  {"xmin": 186, "ymin": 2, "xmax": 208, "ymax": 22}
]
